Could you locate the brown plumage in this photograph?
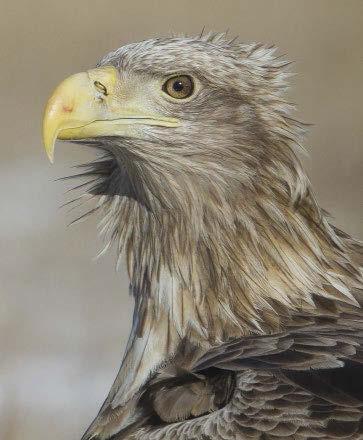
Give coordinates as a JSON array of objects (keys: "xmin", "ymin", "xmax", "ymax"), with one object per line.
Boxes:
[{"xmin": 43, "ymin": 33, "xmax": 363, "ymax": 439}]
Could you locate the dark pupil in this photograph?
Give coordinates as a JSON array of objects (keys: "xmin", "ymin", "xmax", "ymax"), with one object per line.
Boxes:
[{"xmin": 173, "ymin": 80, "xmax": 184, "ymax": 92}]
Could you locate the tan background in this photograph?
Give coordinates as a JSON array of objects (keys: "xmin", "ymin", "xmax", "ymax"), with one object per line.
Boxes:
[{"xmin": 0, "ymin": 1, "xmax": 362, "ymax": 439}]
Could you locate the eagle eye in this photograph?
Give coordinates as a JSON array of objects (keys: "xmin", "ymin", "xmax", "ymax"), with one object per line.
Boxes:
[
  {"xmin": 163, "ymin": 75, "xmax": 194, "ymax": 99},
  {"xmin": 94, "ymin": 81, "xmax": 108, "ymax": 96}
]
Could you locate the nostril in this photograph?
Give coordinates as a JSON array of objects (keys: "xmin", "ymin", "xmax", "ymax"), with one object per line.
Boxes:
[{"xmin": 94, "ymin": 81, "xmax": 108, "ymax": 96}]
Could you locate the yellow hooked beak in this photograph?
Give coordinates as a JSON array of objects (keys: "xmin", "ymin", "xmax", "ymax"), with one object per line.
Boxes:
[{"xmin": 42, "ymin": 65, "xmax": 179, "ymax": 163}]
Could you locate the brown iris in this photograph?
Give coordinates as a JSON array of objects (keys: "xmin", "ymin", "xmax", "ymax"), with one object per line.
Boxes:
[{"xmin": 163, "ymin": 75, "xmax": 194, "ymax": 99}]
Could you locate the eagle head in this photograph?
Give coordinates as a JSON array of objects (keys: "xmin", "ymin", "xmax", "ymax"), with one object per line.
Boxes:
[{"xmin": 43, "ymin": 34, "xmax": 305, "ymax": 226}]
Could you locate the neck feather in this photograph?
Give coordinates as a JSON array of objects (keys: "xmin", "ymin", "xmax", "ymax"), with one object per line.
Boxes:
[{"xmin": 97, "ymin": 178, "xmax": 361, "ymax": 342}]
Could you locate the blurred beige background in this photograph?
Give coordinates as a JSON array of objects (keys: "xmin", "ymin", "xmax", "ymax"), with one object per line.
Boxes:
[{"xmin": 0, "ymin": 1, "xmax": 362, "ymax": 439}]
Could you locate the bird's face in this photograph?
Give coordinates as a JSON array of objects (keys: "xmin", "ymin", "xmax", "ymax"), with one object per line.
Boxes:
[{"xmin": 43, "ymin": 36, "xmax": 288, "ymax": 212}]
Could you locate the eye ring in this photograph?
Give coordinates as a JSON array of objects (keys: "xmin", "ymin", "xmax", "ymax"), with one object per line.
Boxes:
[
  {"xmin": 94, "ymin": 81, "xmax": 108, "ymax": 96},
  {"xmin": 163, "ymin": 75, "xmax": 194, "ymax": 99}
]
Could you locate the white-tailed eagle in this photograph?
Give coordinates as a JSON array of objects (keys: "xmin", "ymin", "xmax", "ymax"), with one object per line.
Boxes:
[{"xmin": 42, "ymin": 33, "xmax": 363, "ymax": 439}]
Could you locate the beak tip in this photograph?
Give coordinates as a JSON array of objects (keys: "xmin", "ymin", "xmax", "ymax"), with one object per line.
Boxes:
[
  {"xmin": 48, "ymin": 152, "xmax": 55, "ymax": 164},
  {"xmin": 43, "ymin": 128, "xmax": 56, "ymax": 163},
  {"xmin": 44, "ymin": 146, "xmax": 55, "ymax": 164}
]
